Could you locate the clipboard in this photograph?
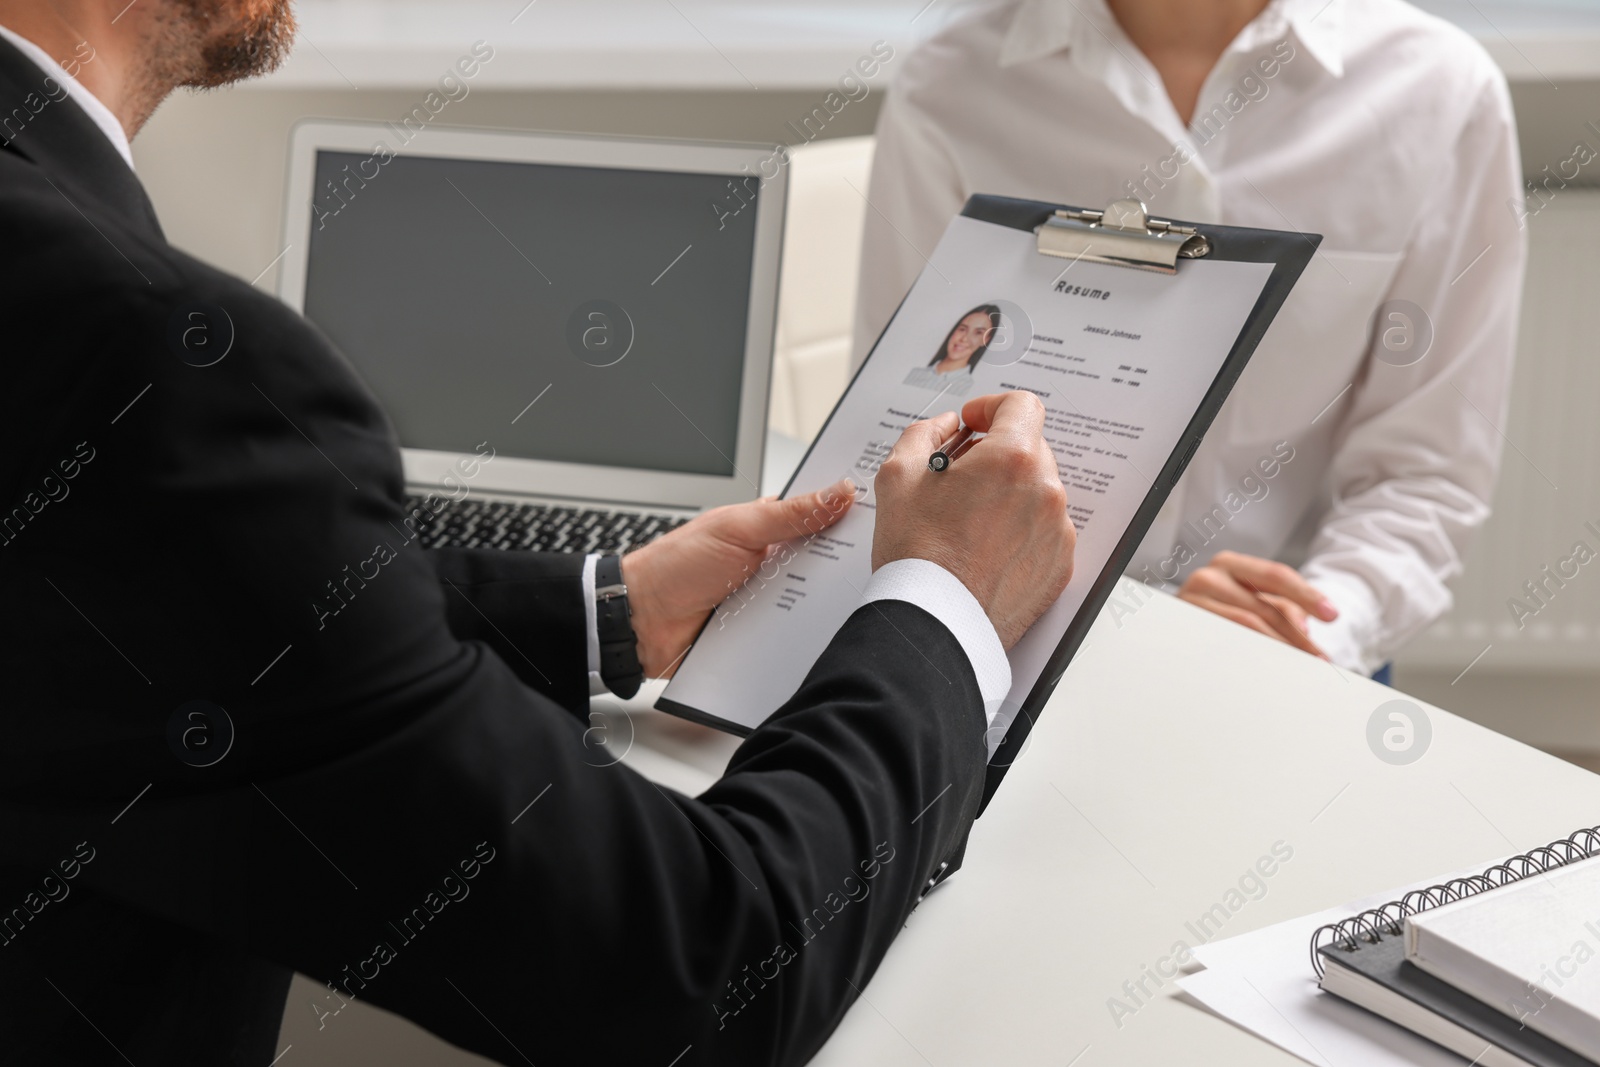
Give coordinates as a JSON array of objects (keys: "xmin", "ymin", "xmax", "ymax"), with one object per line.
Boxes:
[{"xmin": 657, "ymin": 193, "xmax": 1320, "ymax": 812}]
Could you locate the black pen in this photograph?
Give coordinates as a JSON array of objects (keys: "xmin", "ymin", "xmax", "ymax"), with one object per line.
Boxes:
[{"xmin": 928, "ymin": 426, "xmax": 978, "ymax": 472}]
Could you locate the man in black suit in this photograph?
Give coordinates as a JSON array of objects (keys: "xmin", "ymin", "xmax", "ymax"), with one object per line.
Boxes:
[{"xmin": 0, "ymin": 1, "xmax": 1076, "ymax": 1063}]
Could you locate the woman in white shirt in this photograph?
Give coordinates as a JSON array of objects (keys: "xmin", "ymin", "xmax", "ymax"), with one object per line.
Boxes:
[{"xmin": 855, "ymin": 0, "xmax": 1525, "ymax": 674}]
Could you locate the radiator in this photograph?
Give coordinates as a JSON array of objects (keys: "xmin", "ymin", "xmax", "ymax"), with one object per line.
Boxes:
[{"xmin": 1399, "ymin": 190, "xmax": 1600, "ymax": 672}]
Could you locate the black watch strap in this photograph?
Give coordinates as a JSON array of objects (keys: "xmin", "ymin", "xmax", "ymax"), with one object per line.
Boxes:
[{"xmin": 595, "ymin": 554, "xmax": 644, "ymax": 699}]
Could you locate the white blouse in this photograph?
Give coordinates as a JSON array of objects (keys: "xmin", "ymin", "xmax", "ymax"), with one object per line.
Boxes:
[{"xmin": 854, "ymin": 0, "xmax": 1526, "ymax": 673}]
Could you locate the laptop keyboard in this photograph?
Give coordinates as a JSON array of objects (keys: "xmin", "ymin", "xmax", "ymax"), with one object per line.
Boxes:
[{"xmin": 403, "ymin": 494, "xmax": 689, "ymax": 555}]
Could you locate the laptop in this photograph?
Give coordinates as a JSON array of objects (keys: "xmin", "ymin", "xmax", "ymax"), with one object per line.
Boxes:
[{"xmin": 278, "ymin": 120, "xmax": 788, "ymax": 554}]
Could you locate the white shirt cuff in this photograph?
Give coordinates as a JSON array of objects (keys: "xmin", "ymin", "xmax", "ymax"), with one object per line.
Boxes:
[
  {"xmin": 862, "ymin": 558, "xmax": 1012, "ymax": 725},
  {"xmin": 582, "ymin": 553, "xmax": 607, "ymax": 696},
  {"xmin": 1300, "ymin": 570, "xmax": 1385, "ymax": 676}
]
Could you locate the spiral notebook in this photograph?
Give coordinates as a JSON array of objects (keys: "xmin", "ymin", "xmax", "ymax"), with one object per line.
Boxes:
[{"xmin": 1313, "ymin": 826, "xmax": 1600, "ymax": 1067}]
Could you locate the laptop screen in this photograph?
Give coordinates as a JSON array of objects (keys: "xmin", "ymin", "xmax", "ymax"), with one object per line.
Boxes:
[{"xmin": 301, "ymin": 149, "xmax": 760, "ymax": 478}]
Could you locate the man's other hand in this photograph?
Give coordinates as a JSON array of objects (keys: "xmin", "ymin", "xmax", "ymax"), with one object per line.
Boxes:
[
  {"xmin": 620, "ymin": 480, "xmax": 856, "ymax": 678},
  {"xmin": 872, "ymin": 391, "xmax": 1077, "ymax": 649}
]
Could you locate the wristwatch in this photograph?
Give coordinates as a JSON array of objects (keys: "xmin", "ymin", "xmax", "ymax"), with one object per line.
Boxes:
[{"xmin": 594, "ymin": 554, "xmax": 644, "ymax": 699}]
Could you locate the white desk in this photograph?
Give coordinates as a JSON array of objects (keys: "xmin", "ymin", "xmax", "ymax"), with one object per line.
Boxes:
[{"xmin": 608, "ymin": 584, "xmax": 1600, "ymax": 1066}]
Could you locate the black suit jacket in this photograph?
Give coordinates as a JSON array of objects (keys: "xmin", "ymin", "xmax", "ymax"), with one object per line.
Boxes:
[{"xmin": 0, "ymin": 36, "xmax": 990, "ymax": 1067}]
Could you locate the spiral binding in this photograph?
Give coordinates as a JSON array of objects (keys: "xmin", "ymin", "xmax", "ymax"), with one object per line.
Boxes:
[{"xmin": 1310, "ymin": 825, "xmax": 1600, "ymax": 978}]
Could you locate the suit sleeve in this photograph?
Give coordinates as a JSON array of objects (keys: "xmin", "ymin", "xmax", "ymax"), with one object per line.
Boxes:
[
  {"xmin": 0, "ymin": 241, "xmax": 991, "ymax": 1066},
  {"xmin": 427, "ymin": 546, "xmax": 590, "ymax": 714}
]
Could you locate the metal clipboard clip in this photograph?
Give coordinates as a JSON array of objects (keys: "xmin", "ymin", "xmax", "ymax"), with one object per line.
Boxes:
[{"xmin": 1035, "ymin": 198, "xmax": 1212, "ymax": 275}]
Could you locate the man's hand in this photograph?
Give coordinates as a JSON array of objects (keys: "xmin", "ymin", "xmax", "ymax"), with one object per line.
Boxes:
[
  {"xmin": 1176, "ymin": 550, "xmax": 1339, "ymax": 658},
  {"xmin": 619, "ymin": 480, "xmax": 856, "ymax": 678},
  {"xmin": 872, "ymin": 392, "xmax": 1077, "ymax": 649}
]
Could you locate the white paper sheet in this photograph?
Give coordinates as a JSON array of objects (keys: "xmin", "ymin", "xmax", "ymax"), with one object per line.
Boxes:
[
  {"xmin": 1178, "ymin": 863, "xmax": 1527, "ymax": 1067},
  {"xmin": 660, "ymin": 214, "xmax": 1274, "ymax": 738}
]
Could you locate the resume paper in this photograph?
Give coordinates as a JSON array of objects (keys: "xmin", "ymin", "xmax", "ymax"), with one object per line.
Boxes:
[{"xmin": 661, "ymin": 215, "xmax": 1273, "ymax": 748}]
